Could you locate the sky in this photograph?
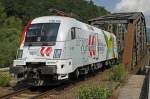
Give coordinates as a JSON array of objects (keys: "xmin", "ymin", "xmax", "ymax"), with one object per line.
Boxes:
[
  {"xmin": 93, "ymin": 0, "xmax": 150, "ymax": 28},
  {"xmin": 93, "ymin": 0, "xmax": 120, "ymax": 12}
]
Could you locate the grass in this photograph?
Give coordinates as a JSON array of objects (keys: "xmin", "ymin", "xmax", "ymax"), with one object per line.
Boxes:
[
  {"xmin": 0, "ymin": 72, "xmax": 11, "ymax": 87},
  {"xmin": 107, "ymin": 64, "xmax": 127, "ymax": 82},
  {"xmin": 77, "ymin": 85, "xmax": 111, "ymax": 99}
]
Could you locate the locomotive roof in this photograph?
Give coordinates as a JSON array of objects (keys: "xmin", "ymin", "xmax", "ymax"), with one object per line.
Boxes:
[
  {"xmin": 32, "ymin": 16, "xmax": 76, "ymax": 24},
  {"xmin": 31, "ymin": 16, "xmax": 100, "ymax": 32},
  {"xmin": 31, "ymin": 16, "xmax": 114, "ymax": 41}
]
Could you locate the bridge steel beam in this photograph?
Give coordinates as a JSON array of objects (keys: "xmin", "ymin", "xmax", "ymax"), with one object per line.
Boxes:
[
  {"xmin": 122, "ymin": 21, "xmax": 135, "ymax": 70},
  {"xmin": 88, "ymin": 12, "xmax": 148, "ymax": 71}
]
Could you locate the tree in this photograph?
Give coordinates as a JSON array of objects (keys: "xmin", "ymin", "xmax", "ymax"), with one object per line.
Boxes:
[{"xmin": 0, "ymin": 2, "xmax": 22, "ymax": 67}]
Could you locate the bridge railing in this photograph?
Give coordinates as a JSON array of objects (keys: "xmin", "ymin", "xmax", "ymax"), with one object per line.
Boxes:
[{"xmin": 141, "ymin": 65, "xmax": 150, "ymax": 99}]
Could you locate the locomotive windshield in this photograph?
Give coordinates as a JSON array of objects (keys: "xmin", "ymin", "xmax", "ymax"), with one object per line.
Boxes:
[{"xmin": 25, "ymin": 23, "xmax": 60, "ymax": 46}]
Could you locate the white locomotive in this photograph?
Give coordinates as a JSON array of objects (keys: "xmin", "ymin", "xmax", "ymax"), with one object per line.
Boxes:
[{"xmin": 10, "ymin": 16, "xmax": 118, "ymax": 85}]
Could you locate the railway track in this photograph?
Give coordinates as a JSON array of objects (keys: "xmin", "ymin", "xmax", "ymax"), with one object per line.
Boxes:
[
  {"xmin": 32, "ymin": 87, "xmax": 64, "ymax": 99},
  {"xmin": 0, "ymin": 79, "xmax": 90, "ymax": 99},
  {"xmin": 0, "ymin": 86, "xmax": 49, "ymax": 99},
  {"xmin": 0, "ymin": 86, "xmax": 32, "ymax": 99},
  {"xmin": 0, "ymin": 82, "xmax": 68, "ymax": 99}
]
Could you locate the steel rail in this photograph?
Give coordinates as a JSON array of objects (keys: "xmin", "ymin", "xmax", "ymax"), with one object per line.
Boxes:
[{"xmin": 0, "ymin": 86, "xmax": 31, "ymax": 99}]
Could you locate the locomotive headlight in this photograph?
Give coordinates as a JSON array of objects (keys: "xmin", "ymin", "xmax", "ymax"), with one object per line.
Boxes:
[
  {"xmin": 17, "ymin": 49, "xmax": 23, "ymax": 59},
  {"xmin": 53, "ymin": 49, "xmax": 62, "ymax": 58}
]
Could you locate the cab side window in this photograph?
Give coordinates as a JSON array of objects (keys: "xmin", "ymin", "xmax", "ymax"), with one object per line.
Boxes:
[{"xmin": 71, "ymin": 27, "xmax": 76, "ymax": 40}]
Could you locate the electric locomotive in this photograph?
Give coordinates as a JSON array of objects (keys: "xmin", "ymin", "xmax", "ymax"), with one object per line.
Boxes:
[{"xmin": 10, "ymin": 16, "xmax": 118, "ymax": 85}]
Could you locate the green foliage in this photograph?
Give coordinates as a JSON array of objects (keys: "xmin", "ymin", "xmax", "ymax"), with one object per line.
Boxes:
[
  {"xmin": 0, "ymin": 0, "xmax": 109, "ymax": 23},
  {"xmin": 78, "ymin": 86, "xmax": 111, "ymax": 99},
  {"xmin": 0, "ymin": 72, "xmax": 11, "ymax": 87},
  {"xmin": 0, "ymin": 2, "xmax": 22, "ymax": 68},
  {"xmin": 0, "ymin": 2, "xmax": 6, "ymax": 24},
  {"xmin": 4, "ymin": 16, "xmax": 22, "ymax": 29},
  {"xmin": 0, "ymin": 28, "xmax": 21, "ymax": 67},
  {"xmin": 108, "ymin": 64, "xmax": 127, "ymax": 82}
]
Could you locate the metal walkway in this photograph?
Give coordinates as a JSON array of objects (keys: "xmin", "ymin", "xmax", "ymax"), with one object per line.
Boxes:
[{"xmin": 118, "ymin": 75, "xmax": 145, "ymax": 99}]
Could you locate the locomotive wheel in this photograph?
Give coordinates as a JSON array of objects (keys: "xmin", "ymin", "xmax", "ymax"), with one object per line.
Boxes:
[
  {"xmin": 69, "ymin": 69, "xmax": 79, "ymax": 80},
  {"xmin": 74, "ymin": 69, "xmax": 79, "ymax": 79}
]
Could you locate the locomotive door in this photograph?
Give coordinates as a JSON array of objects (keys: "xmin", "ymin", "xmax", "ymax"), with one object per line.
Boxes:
[{"xmin": 70, "ymin": 27, "xmax": 83, "ymax": 69}]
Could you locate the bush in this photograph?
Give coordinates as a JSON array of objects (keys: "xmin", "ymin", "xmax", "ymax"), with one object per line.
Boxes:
[
  {"xmin": 0, "ymin": 72, "xmax": 11, "ymax": 87},
  {"xmin": 77, "ymin": 86, "xmax": 111, "ymax": 99},
  {"xmin": 108, "ymin": 64, "xmax": 127, "ymax": 82},
  {"xmin": 0, "ymin": 28, "xmax": 21, "ymax": 68}
]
